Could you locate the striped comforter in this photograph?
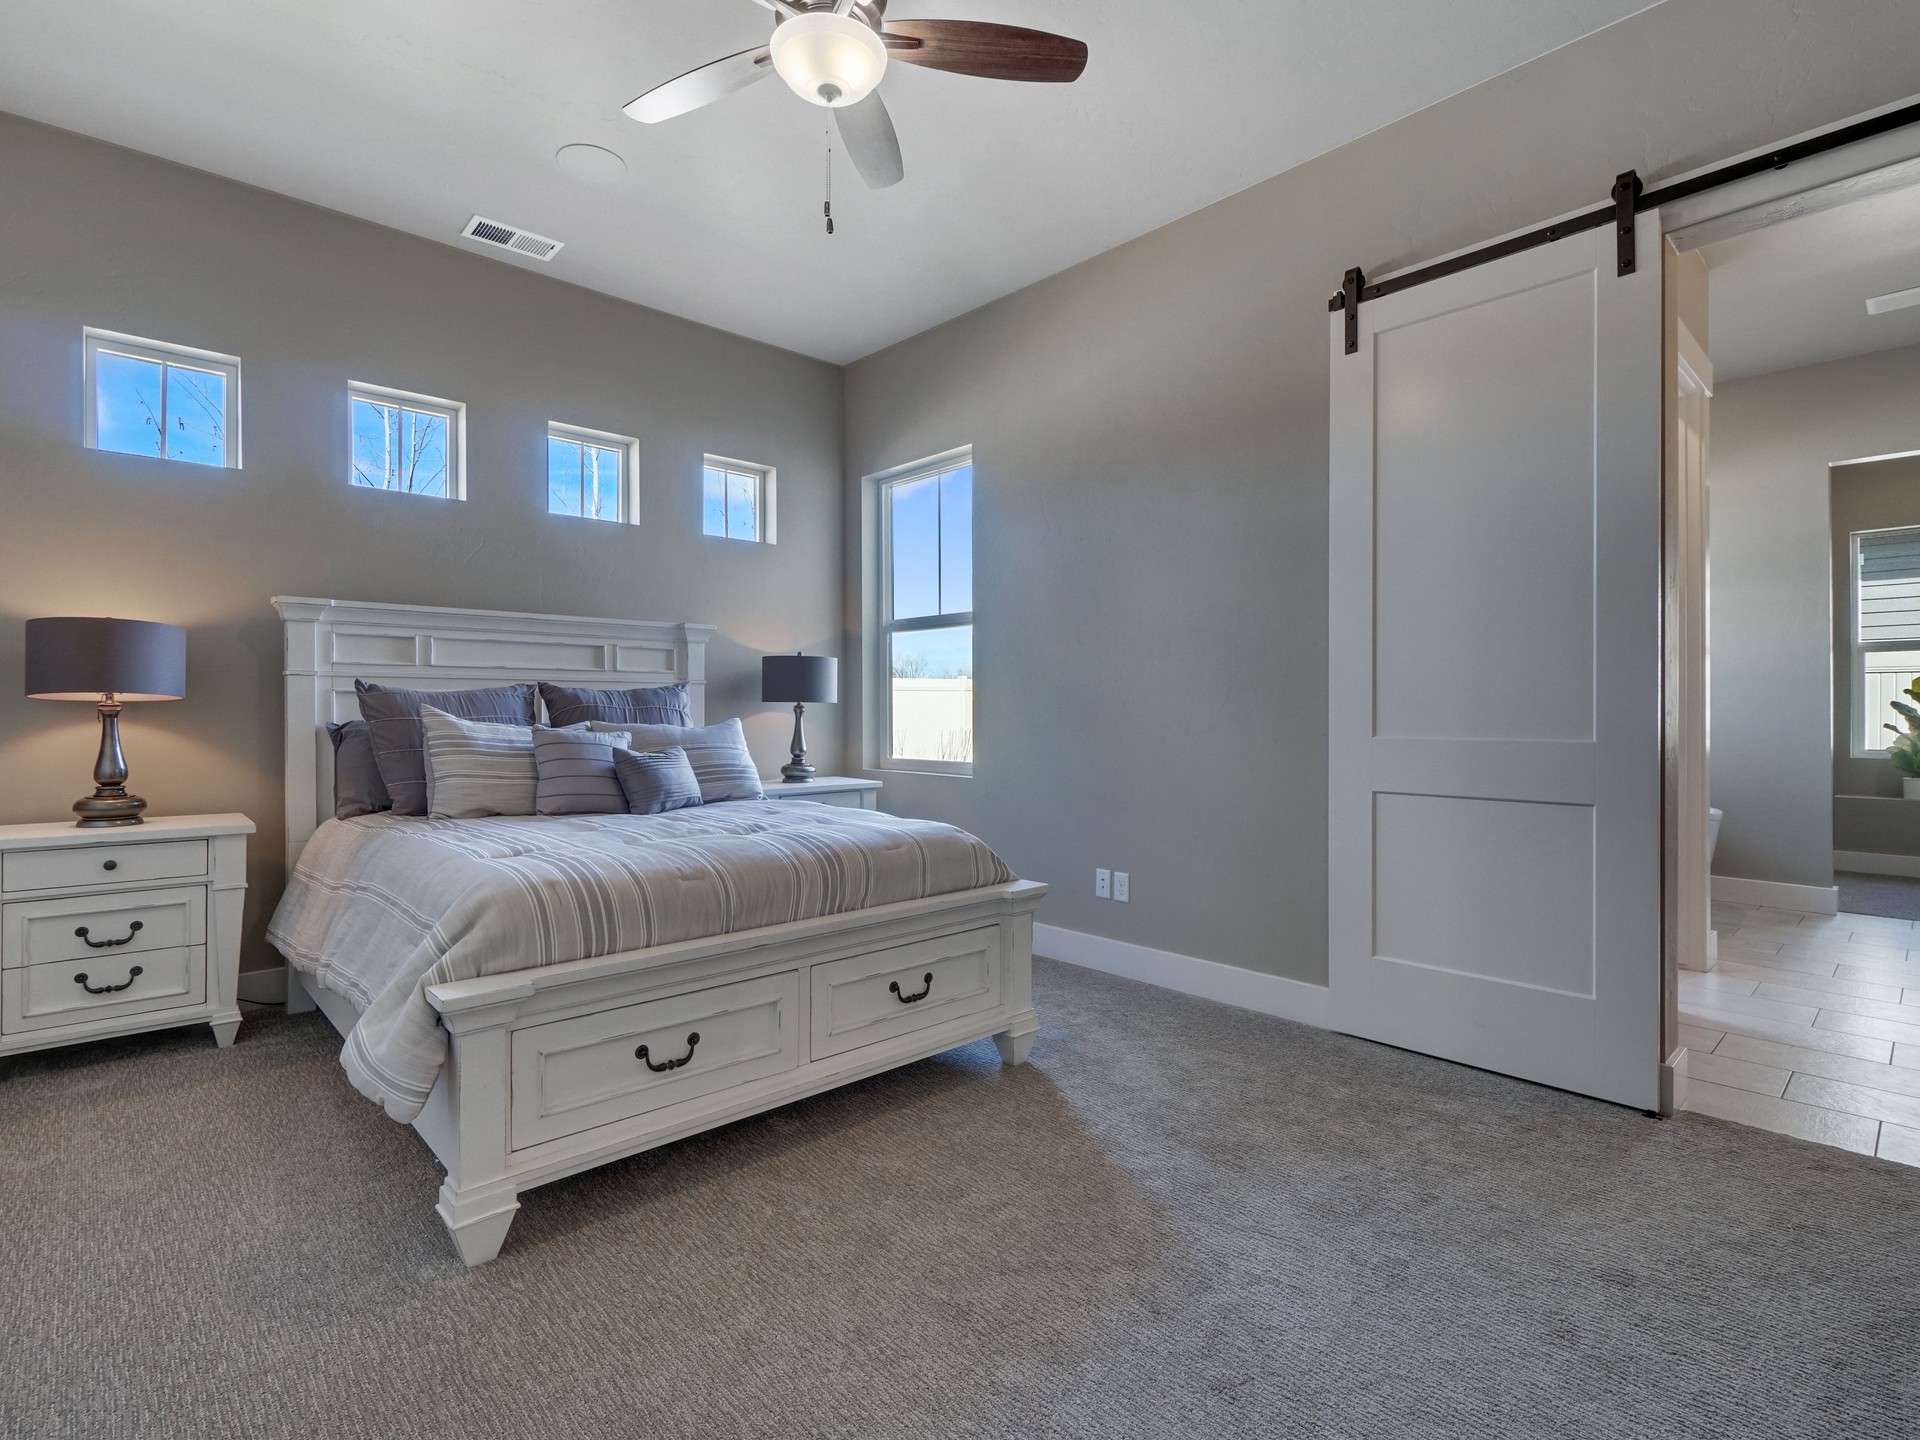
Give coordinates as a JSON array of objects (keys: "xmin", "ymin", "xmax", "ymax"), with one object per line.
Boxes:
[{"xmin": 266, "ymin": 803, "xmax": 1014, "ymax": 1121}]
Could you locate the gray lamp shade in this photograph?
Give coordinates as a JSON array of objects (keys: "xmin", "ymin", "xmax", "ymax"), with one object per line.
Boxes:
[
  {"xmin": 761, "ymin": 653, "xmax": 839, "ymax": 705},
  {"xmin": 25, "ymin": 617, "xmax": 186, "ymax": 702}
]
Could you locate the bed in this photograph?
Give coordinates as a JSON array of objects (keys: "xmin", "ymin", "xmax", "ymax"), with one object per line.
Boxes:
[{"xmin": 269, "ymin": 597, "xmax": 1045, "ymax": 1266}]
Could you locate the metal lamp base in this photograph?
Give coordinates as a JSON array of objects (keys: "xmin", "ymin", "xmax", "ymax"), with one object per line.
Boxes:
[
  {"xmin": 74, "ymin": 698, "xmax": 147, "ymax": 827},
  {"xmin": 74, "ymin": 791, "xmax": 148, "ymax": 827},
  {"xmin": 781, "ymin": 701, "xmax": 816, "ymax": 782}
]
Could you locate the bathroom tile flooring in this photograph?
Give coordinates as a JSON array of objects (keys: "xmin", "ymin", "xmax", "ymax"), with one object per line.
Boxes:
[{"xmin": 1681, "ymin": 903, "xmax": 1920, "ymax": 1167}]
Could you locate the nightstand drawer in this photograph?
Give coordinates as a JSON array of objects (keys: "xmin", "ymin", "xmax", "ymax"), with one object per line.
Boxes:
[
  {"xmin": 1, "ymin": 839, "xmax": 209, "ymax": 894},
  {"xmin": 3, "ymin": 886, "xmax": 207, "ymax": 969},
  {"xmin": 2, "ymin": 946, "xmax": 207, "ymax": 1033}
]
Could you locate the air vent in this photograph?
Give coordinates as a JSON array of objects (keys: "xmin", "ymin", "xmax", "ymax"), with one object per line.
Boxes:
[{"xmin": 460, "ymin": 215, "xmax": 565, "ymax": 262}]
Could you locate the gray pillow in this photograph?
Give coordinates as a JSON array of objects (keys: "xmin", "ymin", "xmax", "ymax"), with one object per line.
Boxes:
[
  {"xmin": 355, "ymin": 680, "xmax": 538, "ymax": 816},
  {"xmin": 326, "ymin": 720, "xmax": 391, "ymax": 820},
  {"xmin": 539, "ymin": 681, "xmax": 691, "ymax": 730},
  {"xmin": 614, "ymin": 747, "xmax": 704, "ymax": 815},
  {"xmin": 615, "ymin": 717, "xmax": 764, "ymax": 803},
  {"xmin": 532, "ymin": 727, "xmax": 633, "ymax": 816},
  {"xmin": 419, "ymin": 705, "xmax": 546, "ymax": 819}
]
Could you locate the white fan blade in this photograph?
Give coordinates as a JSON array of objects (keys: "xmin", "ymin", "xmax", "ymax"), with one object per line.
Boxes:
[
  {"xmin": 834, "ymin": 90, "xmax": 904, "ymax": 189},
  {"xmin": 624, "ymin": 46, "xmax": 772, "ymax": 124}
]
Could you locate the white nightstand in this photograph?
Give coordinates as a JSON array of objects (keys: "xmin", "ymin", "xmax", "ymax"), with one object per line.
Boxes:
[
  {"xmin": 0, "ymin": 814, "xmax": 253, "ymax": 1058},
  {"xmin": 761, "ymin": 776, "xmax": 883, "ymax": 810}
]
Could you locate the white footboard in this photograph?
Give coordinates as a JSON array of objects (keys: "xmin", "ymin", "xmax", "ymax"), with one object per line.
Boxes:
[{"xmin": 414, "ymin": 879, "xmax": 1047, "ymax": 1266}]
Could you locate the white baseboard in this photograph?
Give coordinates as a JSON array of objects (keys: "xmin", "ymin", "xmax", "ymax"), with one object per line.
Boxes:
[
  {"xmin": 1834, "ymin": 850, "xmax": 1920, "ymax": 879},
  {"xmin": 1709, "ymin": 874, "xmax": 1839, "ymax": 915},
  {"xmin": 236, "ymin": 965, "xmax": 288, "ymax": 1005},
  {"xmin": 1033, "ymin": 923, "xmax": 1330, "ymax": 1029}
]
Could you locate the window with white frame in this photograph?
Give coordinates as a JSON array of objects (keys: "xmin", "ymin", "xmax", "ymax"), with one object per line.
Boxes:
[
  {"xmin": 702, "ymin": 456, "xmax": 774, "ymax": 543},
  {"xmin": 84, "ymin": 329, "xmax": 241, "ymax": 468},
  {"xmin": 548, "ymin": 423, "xmax": 637, "ymax": 524},
  {"xmin": 349, "ymin": 382, "xmax": 464, "ymax": 499},
  {"xmin": 878, "ymin": 450, "xmax": 972, "ymax": 771},
  {"xmin": 1852, "ymin": 525, "xmax": 1920, "ymax": 755}
]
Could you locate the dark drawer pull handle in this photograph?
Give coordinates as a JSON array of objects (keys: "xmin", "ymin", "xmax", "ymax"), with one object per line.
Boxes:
[
  {"xmin": 636, "ymin": 1031, "xmax": 700, "ymax": 1072},
  {"xmin": 889, "ymin": 972, "xmax": 934, "ymax": 1004},
  {"xmin": 75, "ymin": 966, "xmax": 143, "ymax": 995},
  {"xmin": 102, "ymin": 859, "xmax": 118, "ymax": 871},
  {"xmin": 75, "ymin": 921, "xmax": 143, "ymax": 949}
]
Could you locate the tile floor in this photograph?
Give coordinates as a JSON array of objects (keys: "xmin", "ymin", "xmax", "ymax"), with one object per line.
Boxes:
[{"xmin": 1681, "ymin": 902, "xmax": 1920, "ymax": 1166}]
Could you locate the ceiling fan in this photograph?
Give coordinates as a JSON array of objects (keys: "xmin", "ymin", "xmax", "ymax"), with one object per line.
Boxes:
[{"xmin": 622, "ymin": 0, "xmax": 1088, "ymax": 190}]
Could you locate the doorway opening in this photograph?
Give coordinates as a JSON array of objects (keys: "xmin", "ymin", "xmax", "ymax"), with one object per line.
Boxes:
[{"xmin": 1668, "ymin": 155, "xmax": 1920, "ymax": 1160}]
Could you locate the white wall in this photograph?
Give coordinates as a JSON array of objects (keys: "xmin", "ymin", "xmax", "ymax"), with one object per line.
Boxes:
[{"xmin": 1709, "ymin": 342, "xmax": 1920, "ymax": 887}]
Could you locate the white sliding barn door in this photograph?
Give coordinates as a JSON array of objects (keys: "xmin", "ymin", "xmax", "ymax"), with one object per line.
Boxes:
[{"xmin": 1328, "ymin": 212, "xmax": 1665, "ymax": 1111}]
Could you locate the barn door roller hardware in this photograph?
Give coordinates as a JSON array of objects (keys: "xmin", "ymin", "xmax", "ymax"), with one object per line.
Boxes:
[{"xmin": 1330, "ymin": 96, "xmax": 1920, "ymax": 352}]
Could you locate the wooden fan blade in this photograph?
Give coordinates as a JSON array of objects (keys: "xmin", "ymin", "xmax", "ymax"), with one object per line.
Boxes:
[
  {"xmin": 882, "ymin": 20, "xmax": 1087, "ymax": 83},
  {"xmin": 834, "ymin": 90, "xmax": 905, "ymax": 189},
  {"xmin": 623, "ymin": 46, "xmax": 772, "ymax": 124}
]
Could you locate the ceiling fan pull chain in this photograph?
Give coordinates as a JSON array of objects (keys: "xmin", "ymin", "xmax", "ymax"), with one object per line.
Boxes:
[{"xmin": 824, "ymin": 130, "xmax": 835, "ymax": 236}]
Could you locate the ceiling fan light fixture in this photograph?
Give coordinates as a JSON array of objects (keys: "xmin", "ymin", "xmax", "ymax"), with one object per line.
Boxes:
[{"xmin": 768, "ymin": 11, "xmax": 887, "ymax": 108}]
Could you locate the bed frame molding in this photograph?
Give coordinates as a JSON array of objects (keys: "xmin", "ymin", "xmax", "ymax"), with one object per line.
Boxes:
[{"xmin": 272, "ymin": 597, "xmax": 1044, "ymax": 1266}]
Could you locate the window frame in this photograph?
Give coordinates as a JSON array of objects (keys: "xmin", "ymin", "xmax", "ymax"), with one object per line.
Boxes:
[
  {"xmin": 347, "ymin": 380, "xmax": 467, "ymax": 500},
  {"xmin": 83, "ymin": 328, "xmax": 242, "ymax": 469},
  {"xmin": 546, "ymin": 421, "xmax": 640, "ymax": 525},
  {"xmin": 871, "ymin": 446, "xmax": 974, "ymax": 778},
  {"xmin": 701, "ymin": 454, "xmax": 777, "ymax": 544},
  {"xmin": 1849, "ymin": 524, "xmax": 1920, "ymax": 759}
]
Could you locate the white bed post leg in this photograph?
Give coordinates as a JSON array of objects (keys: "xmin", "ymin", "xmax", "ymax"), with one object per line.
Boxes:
[
  {"xmin": 285, "ymin": 967, "xmax": 317, "ymax": 1015},
  {"xmin": 993, "ymin": 907, "xmax": 1040, "ymax": 1066},
  {"xmin": 436, "ymin": 1181, "xmax": 520, "ymax": 1268},
  {"xmin": 431, "ymin": 1014, "xmax": 519, "ymax": 1266}
]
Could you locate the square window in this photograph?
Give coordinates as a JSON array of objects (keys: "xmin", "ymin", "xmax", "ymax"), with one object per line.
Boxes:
[
  {"xmin": 702, "ymin": 457, "xmax": 774, "ymax": 542},
  {"xmin": 84, "ymin": 329, "xmax": 240, "ymax": 468},
  {"xmin": 548, "ymin": 424, "xmax": 637, "ymax": 523},
  {"xmin": 349, "ymin": 382, "xmax": 464, "ymax": 499}
]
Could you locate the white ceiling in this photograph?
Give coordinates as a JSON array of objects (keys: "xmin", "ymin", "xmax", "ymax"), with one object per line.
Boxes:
[
  {"xmin": 1704, "ymin": 182, "xmax": 1920, "ymax": 382},
  {"xmin": 1, "ymin": 0, "xmax": 1662, "ymax": 363}
]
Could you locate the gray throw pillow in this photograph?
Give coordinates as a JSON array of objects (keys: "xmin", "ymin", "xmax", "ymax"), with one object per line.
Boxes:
[
  {"xmin": 538, "ymin": 681, "xmax": 691, "ymax": 730},
  {"xmin": 419, "ymin": 706, "xmax": 546, "ymax": 819},
  {"xmin": 326, "ymin": 720, "xmax": 391, "ymax": 819},
  {"xmin": 613, "ymin": 747, "xmax": 704, "ymax": 815},
  {"xmin": 532, "ymin": 727, "xmax": 633, "ymax": 816},
  {"xmin": 355, "ymin": 680, "xmax": 538, "ymax": 816},
  {"xmin": 614, "ymin": 717, "xmax": 764, "ymax": 803}
]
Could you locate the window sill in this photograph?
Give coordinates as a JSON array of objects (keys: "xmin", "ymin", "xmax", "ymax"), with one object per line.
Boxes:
[{"xmin": 873, "ymin": 761, "xmax": 973, "ymax": 780}]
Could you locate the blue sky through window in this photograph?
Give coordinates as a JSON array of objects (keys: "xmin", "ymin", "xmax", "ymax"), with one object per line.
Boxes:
[
  {"xmin": 93, "ymin": 348, "xmax": 228, "ymax": 465},
  {"xmin": 703, "ymin": 463, "xmax": 761, "ymax": 540},
  {"xmin": 549, "ymin": 436, "xmax": 622, "ymax": 521},
  {"xmin": 352, "ymin": 396, "xmax": 449, "ymax": 496}
]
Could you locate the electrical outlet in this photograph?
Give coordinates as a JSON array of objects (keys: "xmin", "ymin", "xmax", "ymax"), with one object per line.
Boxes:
[
  {"xmin": 1114, "ymin": 871, "xmax": 1130, "ymax": 903},
  {"xmin": 1095, "ymin": 868, "xmax": 1111, "ymax": 899}
]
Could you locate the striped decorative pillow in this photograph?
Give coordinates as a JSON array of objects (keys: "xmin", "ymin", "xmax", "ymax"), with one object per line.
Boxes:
[
  {"xmin": 420, "ymin": 706, "xmax": 545, "ymax": 818},
  {"xmin": 613, "ymin": 747, "xmax": 704, "ymax": 815},
  {"xmin": 613, "ymin": 718, "xmax": 765, "ymax": 803},
  {"xmin": 532, "ymin": 727, "xmax": 633, "ymax": 816}
]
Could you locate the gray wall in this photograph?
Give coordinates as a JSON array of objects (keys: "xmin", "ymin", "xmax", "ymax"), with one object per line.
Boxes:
[
  {"xmin": 0, "ymin": 112, "xmax": 844, "ymax": 969},
  {"xmin": 843, "ymin": 0, "xmax": 1920, "ymax": 983},
  {"xmin": 1830, "ymin": 455, "xmax": 1920, "ymax": 858},
  {"xmin": 1710, "ymin": 344, "xmax": 1920, "ymax": 889}
]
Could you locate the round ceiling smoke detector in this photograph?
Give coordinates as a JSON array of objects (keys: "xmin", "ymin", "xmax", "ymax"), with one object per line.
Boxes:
[{"xmin": 555, "ymin": 144, "xmax": 628, "ymax": 185}]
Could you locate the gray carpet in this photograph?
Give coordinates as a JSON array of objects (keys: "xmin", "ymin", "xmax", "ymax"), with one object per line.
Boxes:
[
  {"xmin": 3, "ymin": 958, "xmax": 1917, "ymax": 1440},
  {"xmin": 1836, "ymin": 870, "xmax": 1920, "ymax": 921}
]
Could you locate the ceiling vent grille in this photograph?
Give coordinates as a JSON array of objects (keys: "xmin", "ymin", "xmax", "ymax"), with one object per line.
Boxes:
[{"xmin": 460, "ymin": 215, "xmax": 565, "ymax": 262}]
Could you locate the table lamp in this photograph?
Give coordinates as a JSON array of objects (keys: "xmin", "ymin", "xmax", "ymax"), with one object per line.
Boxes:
[
  {"xmin": 761, "ymin": 653, "xmax": 839, "ymax": 782},
  {"xmin": 25, "ymin": 616, "xmax": 186, "ymax": 827}
]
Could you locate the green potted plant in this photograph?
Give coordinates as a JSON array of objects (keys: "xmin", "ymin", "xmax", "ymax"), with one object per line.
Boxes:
[{"xmin": 1886, "ymin": 679, "xmax": 1920, "ymax": 798}]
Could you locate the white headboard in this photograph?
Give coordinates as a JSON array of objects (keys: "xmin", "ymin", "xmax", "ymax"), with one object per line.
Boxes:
[{"xmin": 273, "ymin": 597, "xmax": 714, "ymax": 866}]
